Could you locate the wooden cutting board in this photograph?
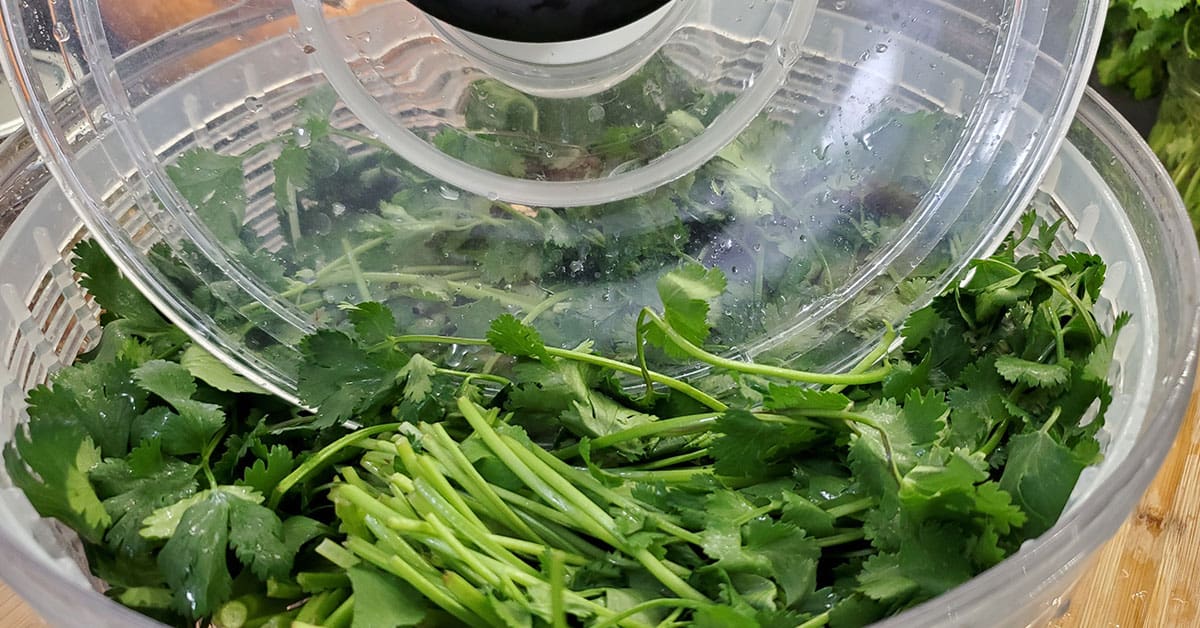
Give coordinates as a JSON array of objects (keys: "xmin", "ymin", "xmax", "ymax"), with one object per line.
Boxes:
[{"xmin": 2, "ymin": 383, "xmax": 1198, "ymax": 627}]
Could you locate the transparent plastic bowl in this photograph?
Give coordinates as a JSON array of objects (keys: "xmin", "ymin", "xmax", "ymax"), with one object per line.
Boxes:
[
  {"xmin": 0, "ymin": 0, "xmax": 1104, "ymax": 402},
  {"xmin": 0, "ymin": 88, "xmax": 1195, "ymax": 628}
]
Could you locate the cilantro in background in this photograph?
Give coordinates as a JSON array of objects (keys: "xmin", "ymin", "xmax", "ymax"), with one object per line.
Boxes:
[{"xmin": 1098, "ymin": 0, "xmax": 1198, "ymax": 99}]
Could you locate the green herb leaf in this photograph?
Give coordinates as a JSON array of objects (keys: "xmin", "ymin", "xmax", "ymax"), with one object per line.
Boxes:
[
  {"xmin": 156, "ymin": 492, "xmax": 234, "ymax": 619},
  {"xmin": 645, "ymin": 264, "xmax": 727, "ymax": 355},
  {"xmin": 998, "ymin": 430, "xmax": 1086, "ymax": 536},
  {"xmin": 994, "ymin": 355, "xmax": 1070, "ymax": 389},
  {"xmin": 239, "ymin": 445, "xmax": 296, "ymax": 496},
  {"xmin": 181, "ymin": 346, "xmax": 270, "ymax": 395},
  {"xmin": 167, "ymin": 149, "xmax": 247, "ymax": 244},
  {"xmin": 348, "ymin": 565, "xmax": 432, "ymax": 627},
  {"xmin": 227, "ymin": 497, "xmax": 294, "ymax": 581},
  {"xmin": 488, "ymin": 314, "xmax": 554, "ymax": 365}
]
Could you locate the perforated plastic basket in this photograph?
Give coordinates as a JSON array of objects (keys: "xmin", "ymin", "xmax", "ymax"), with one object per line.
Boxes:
[{"xmin": 0, "ymin": 90, "xmax": 1197, "ymax": 627}]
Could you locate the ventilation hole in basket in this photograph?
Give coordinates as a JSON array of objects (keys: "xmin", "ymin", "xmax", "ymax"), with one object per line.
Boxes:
[
  {"xmin": 1039, "ymin": 158, "xmax": 1063, "ymax": 193},
  {"xmin": 1074, "ymin": 203, "xmax": 1101, "ymax": 245},
  {"xmin": 1112, "ymin": 321, "xmax": 1137, "ymax": 372},
  {"xmin": 1101, "ymin": 260, "xmax": 1129, "ymax": 304},
  {"xmin": 14, "ymin": 347, "xmax": 45, "ymax": 395},
  {"xmin": 4, "ymin": 285, "xmax": 66, "ymax": 377}
]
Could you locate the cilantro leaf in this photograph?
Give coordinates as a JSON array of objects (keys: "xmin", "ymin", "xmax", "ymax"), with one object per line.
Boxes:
[
  {"xmin": 167, "ymin": 149, "xmax": 247, "ymax": 244},
  {"xmin": 132, "ymin": 361, "xmax": 226, "ymax": 456},
  {"xmin": 645, "ymin": 264, "xmax": 727, "ymax": 356},
  {"xmin": 1135, "ymin": 0, "xmax": 1190, "ymax": 20},
  {"xmin": 73, "ymin": 240, "xmax": 167, "ymax": 330},
  {"xmin": 297, "ymin": 330, "xmax": 396, "ymax": 427},
  {"xmin": 742, "ymin": 519, "xmax": 820, "ymax": 607},
  {"xmin": 994, "ymin": 355, "xmax": 1070, "ymax": 389},
  {"xmin": 227, "ymin": 497, "xmax": 293, "ymax": 581},
  {"xmin": 998, "ymin": 430, "xmax": 1087, "ymax": 536},
  {"xmin": 3, "ymin": 422, "xmax": 109, "ymax": 543},
  {"xmin": 710, "ymin": 410, "xmax": 823, "ymax": 477},
  {"xmin": 488, "ymin": 314, "xmax": 554, "ymax": 365},
  {"xmin": 91, "ymin": 445, "xmax": 198, "ymax": 559},
  {"xmin": 397, "ymin": 354, "xmax": 439, "ymax": 404},
  {"xmin": 156, "ymin": 492, "xmax": 234, "ymax": 619},
  {"xmin": 180, "ymin": 346, "xmax": 269, "ymax": 395},
  {"xmin": 239, "ymin": 445, "xmax": 296, "ymax": 496},
  {"xmin": 29, "ymin": 355, "xmax": 147, "ymax": 458},
  {"xmin": 344, "ymin": 301, "xmax": 398, "ymax": 347},
  {"xmin": 348, "ymin": 565, "xmax": 432, "ymax": 628},
  {"xmin": 763, "ymin": 385, "xmax": 852, "ymax": 413},
  {"xmin": 855, "ymin": 390, "xmax": 948, "ymax": 475}
]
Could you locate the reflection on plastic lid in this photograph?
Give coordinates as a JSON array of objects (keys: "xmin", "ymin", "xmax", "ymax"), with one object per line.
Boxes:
[{"xmin": 0, "ymin": 50, "xmax": 76, "ymax": 138}]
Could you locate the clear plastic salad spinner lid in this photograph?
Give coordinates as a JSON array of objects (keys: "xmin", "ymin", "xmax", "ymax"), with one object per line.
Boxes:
[{"xmin": 0, "ymin": 0, "xmax": 1105, "ymax": 401}]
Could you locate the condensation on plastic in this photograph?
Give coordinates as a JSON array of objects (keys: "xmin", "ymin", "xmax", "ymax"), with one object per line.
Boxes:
[
  {"xmin": 0, "ymin": 0, "xmax": 1105, "ymax": 401},
  {"xmin": 0, "ymin": 90, "xmax": 1195, "ymax": 628}
]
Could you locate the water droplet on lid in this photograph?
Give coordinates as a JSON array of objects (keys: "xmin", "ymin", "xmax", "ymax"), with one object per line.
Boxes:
[
  {"xmin": 875, "ymin": 43, "xmax": 889, "ymax": 53},
  {"xmin": 439, "ymin": 185, "xmax": 461, "ymax": 201},
  {"xmin": 244, "ymin": 96, "xmax": 262, "ymax": 112},
  {"xmin": 331, "ymin": 202, "xmax": 347, "ymax": 216},
  {"xmin": 294, "ymin": 127, "xmax": 312, "ymax": 148},
  {"xmin": 587, "ymin": 104, "xmax": 606, "ymax": 123},
  {"xmin": 51, "ymin": 22, "xmax": 70, "ymax": 42}
]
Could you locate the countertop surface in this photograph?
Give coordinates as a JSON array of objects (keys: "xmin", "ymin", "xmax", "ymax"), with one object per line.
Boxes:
[{"xmin": 1, "ymin": 383, "xmax": 1198, "ymax": 627}]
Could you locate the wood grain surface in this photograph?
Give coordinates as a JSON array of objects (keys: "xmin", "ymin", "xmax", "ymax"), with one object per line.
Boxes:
[{"xmin": 1, "ymin": 384, "xmax": 1197, "ymax": 627}]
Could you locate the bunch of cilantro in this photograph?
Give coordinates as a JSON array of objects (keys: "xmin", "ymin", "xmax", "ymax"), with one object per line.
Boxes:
[
  {"xmin": 1099, "ymin": 0, "xmax": 1200, "ymax": 232},
  {"xmin": 4, "ymin": 210, "xmax": 1124, "ymax": 627}
]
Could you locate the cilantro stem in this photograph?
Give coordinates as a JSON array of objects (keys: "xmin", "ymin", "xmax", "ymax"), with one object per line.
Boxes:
[
  {"xmin": 640, "ymin": 310, "xmax": 891, "ymax": 386},
  {"xmin": 340, "ymin": 237, "xmax": 372, "ymax": 302},
  {"xmin": 345, "ymin": 536, "xmax": 481, "ymax": 626},
  {"xmin": 435, "ymin": 367, "xmax": 511, "ymax": 387},
  {"xmin": 440, "ymin": 571, "xmax": 508, "ymax": 627},
  {"xmin": 390, "ymin": 335, "xmax": 727, "ymax": 411},
  {"xmin": 329, "ymin": 127, "xmax": 392, "ymax": 152},
  {"xmin": 458, "ymin": 399, "xmax": 707, "ymax": 601},
  {"xmin": 593, "ymin": 467, "xmax": 714, "ymax": 484},
  {"xmin": 978, "ymin": 419, "xmax": 1008, "ymax": 457},
  {"xmin": 323, "ymin": 595, "xmax": 354, "ymax": 628},
  {"xmin": 634, "ymin": 448, "xmax": 711, "ymax": 470},
  {"xmin": 294, "ymin": 589, "xmax": 349, "ymax": 625},
  {"xmin": 456, "ymin": 399, "xmax": 623, "ymax": 547},
  {"xmin": 548, "ymin": 550, "xmax": 568, "ymax": 628},
  {"xmin": 421, "ymin": 423, "xmax": 545, "ymax": 543},
  {"xmin": 270, "ymin": 422, "xmax": 404, "ymax": 509},
  {"xmin": 553, "ymin": 413, "xmax": 720, "ymax": 460},
  {"xmin": 815, "ymin": 529, "xmax": 867, "ymax": 548},
  {"xmin": 1040, "ymin": 406, "xmax": 1063, "ymax": 434},
  {"xmin": 635, "ymin": 309, "xmax": 656, "ymax": 394},
  {"xmin": 200, "ymin": 428, "xmax": 225, "ymax": 489},
  {"xmin": 797, "ymin": 610, "xmax": 832, "ymax": 628},
  {"xmin": 830, "ymin": 324, "xmax": 897, "ymax": 394},
  {"xmin": 591, "ymin": 599, "xmax": 707, "ymax": 628},
  {"xmin": 1035, "ymin": 271, "xmax": 1102, "ymax": 344},
  {"xmin": 825, "ymin": 496, "xmax": 874, "ymax": 519}
]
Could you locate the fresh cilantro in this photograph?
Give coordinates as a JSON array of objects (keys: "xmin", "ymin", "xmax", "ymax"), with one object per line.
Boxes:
[
  {"xmin": 180, "ymin": 345, "xmax": 270, "ymax": 395},
  {"xmin": 166, "ymin": 149, "xmax": 247, "ymax": 244},
  {"xmin": 239, "ymin": 445, "xmax": 296, "ymax": 496},
  {"xmin": 487, "ymin": 314, "xmax": 554, "ymax": 365},
  {"xmin": 10, "ymin": 209, "xmax": 1126, "ymax": 628},
  {"xmin": 644, "ymin": 264, "xmax": 728, "ymax": 356}
]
